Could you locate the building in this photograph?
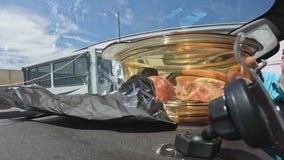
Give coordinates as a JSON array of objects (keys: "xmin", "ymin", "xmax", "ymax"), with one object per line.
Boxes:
[{"xmin": 0, "ymin": 69, "xmax": 23, "ymax": 86}]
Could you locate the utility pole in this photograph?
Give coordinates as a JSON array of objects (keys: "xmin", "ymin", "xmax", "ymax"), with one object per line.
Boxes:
[{"xmin": 117, "ymin": 11, "xmax": 121, "ymax": 42}]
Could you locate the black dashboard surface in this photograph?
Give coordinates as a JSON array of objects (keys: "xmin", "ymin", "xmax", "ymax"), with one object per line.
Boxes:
[{"xmin": 0, "ymin": 115, "xmax": 273, "ymax": 160}]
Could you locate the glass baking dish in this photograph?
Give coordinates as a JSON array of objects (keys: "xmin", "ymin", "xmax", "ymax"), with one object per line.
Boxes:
[{"xmin": 102, "ymin": 32, "xmax": 263, "ymax": 125}]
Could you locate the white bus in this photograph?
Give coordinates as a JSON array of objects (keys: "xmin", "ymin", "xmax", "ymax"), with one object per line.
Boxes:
[{"xmin": 22, "ymin": 43, "xmax": 124, "ymax": 95}]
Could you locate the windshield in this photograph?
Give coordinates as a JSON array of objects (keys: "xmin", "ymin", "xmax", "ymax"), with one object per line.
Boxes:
[{"xmin": 0, "ymin": 0, "xmax": 275, "ymax": 69}]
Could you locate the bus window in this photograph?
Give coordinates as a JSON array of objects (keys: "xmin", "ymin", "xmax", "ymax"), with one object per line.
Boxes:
[
  {"xmin": 96, "ymin": 54, "xmax": 116, "ymax": 94},
  {"xmin": 53, "ymin": 57, "xmax": 89, "ymax": 87},
  {"xmin": 74, "ymin": 57, "xmax": 88, "ymax": 76},
  {"xmin": 27, "ymin": 64, "xmax": 51, "ymax": 87}
]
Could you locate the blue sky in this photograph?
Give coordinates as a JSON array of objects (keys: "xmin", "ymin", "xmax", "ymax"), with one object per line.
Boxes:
[{"xmin": 0, "ymin": 0, "xmax": 274, "ymax": 69}]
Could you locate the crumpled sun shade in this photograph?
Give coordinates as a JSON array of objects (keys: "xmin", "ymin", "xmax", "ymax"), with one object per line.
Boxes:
[{"xmin": 0, "ymin": 75, "xmax": 176, "ymax": 127}]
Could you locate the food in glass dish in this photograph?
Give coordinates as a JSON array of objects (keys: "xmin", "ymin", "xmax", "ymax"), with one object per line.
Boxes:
[{"xmin": 148, "ymin": 75, "xmax": 175, "ymax": 102}]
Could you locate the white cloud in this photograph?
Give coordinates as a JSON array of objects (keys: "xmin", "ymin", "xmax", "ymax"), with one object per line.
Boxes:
[
  {"xmin": 0, "ymin": 7, "xmax": 77, "ymax": 70},
  {"xmin": 49, "ymin": 1, "xmax": 79, "ymax": 34},
  {"xmin": 117, "ymin": 8, "xmax": 134, "ymax": 26},
  {"xmin": 113, "ymin": 0, "xmax": 133, "ymax": 26},
  {"xmin": 62, "ymin": 35, "xmax": 92, "ymax": 44},
  {"xmin": 116, "ymin": 0, "xmax": 128, "ymax": 6},
  {"xmin": 123, "ymin": 8, "xmax": 134, "ymax": 25}
]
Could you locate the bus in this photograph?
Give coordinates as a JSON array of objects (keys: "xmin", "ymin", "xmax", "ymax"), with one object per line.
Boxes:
[{"xmin": 22, "ymin": 43, "xmax": 124, "ymax": 95}]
